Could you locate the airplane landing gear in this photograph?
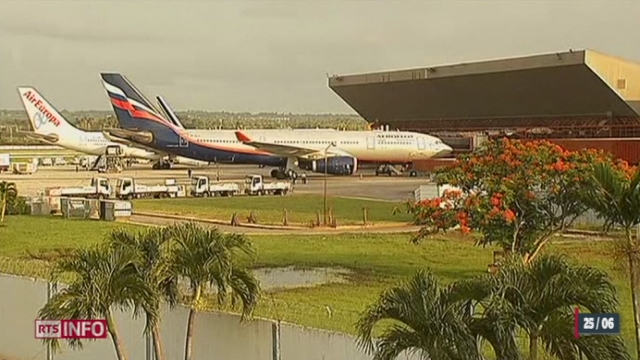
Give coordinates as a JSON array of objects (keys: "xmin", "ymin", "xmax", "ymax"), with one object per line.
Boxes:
[
  {"xmin": 152, "ymin": 161, "xmax": 171, "ymax": 170},
  {"xmin": 270, "ymin": 167, "xmax": 298, "ymax": 180},
  {"xmin": 375, "ymin": 164, "xmax": 417, "ymax": 177},
  {"xmin": 286, "ymin": 169, "xmax": 298, "ymax": 180}
]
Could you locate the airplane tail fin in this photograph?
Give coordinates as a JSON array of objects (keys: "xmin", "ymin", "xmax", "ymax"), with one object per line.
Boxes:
[
  {"xmin": 17, "ymin": 87, "xmax": 79, "ymax": 136},
  {"xmin": 156, "ymin": 95, "xmax": 185, "ymax": 129},
  {"xmin": 100, "ymin": 73, "xmax": 169, "ymax": 129}
]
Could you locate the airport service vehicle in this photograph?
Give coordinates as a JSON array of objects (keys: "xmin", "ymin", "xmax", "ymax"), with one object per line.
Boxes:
[
  {"xmin": 11, "ymin": 159, "xmax": 38, "ymax": 175},
  {"xmin": 243, "ymin": 175, "xmax": 291, "ymax": 196},
  {"xmin": 45, "ymin": 177, "xmax": 111, "ymax": 199},
  {"xmin": 0, "ymin": 154, "xmax": 9, "ymax": 172},
  {"xmin": 115, "ymin": 177, "xmax": 185, "ymax": 200},
  {"xmin": 40, "ymin": 157, "xmax": 53, "ymax": 166},
  {"xmin": 190, "ymin": 176, "xmax": 240, "ymax": 197}
]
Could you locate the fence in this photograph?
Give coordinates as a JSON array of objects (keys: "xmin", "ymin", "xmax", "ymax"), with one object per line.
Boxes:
[{"xmin": 0, "ymin": 274, "xmax": 417, "ymax": 360}]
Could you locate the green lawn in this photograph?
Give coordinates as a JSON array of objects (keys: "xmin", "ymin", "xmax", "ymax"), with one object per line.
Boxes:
[
  {"xmin": 0, "ymin": 215, "xmax": 635, "ymax": 354},
  {"xmin": 133, "ymin": 194, "xmax": 412, "ymax": 226}
]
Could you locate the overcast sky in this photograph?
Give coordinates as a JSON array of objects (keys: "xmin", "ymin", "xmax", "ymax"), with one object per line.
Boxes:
[{"xmin": 0, "ymin": 0, "xmax": 638, "ymax": 113}]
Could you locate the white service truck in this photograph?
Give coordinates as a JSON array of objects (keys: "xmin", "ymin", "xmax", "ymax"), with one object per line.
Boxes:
[
  {"xmin": 11, "ymin": 158, "xmax": 38, "ymax": 175},
  {"xmin": 115, "ymin": 177, "xmax": 185, "ymax": 199},
  {"xmin": 191, "ymin": 176, "xmax": 240, "ymax": 197},
  {"xmin": 45, "ymin": 177, "xmax": 111, "ymax": 199},
  {"xmin": 243, "ymin": 174, "xmax": 291, "ymax": 196}
]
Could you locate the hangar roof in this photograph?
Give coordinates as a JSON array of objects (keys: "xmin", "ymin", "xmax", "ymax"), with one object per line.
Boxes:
[{"xmin": 329, "ymin": 50, "xmax": 640, "ymax": 130}]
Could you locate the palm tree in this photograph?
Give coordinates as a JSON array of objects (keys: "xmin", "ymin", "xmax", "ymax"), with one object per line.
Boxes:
[
  {"xmin": 37, "ymin": 245, "xmax": 154, "ymax": 360},
  {"xmin": 0, "ymin": 180, "xmax": 17, "ymax": 223},
  {"xmin": 452, "ymin": 255, "xmax": 629, "ymax": 360},
  {"xmin": 107, "ymin": 227, "xmax": 178, "ymax": 360},
  {"xmin": 581, "ymin": 162, "xmax": 640, "ymax": 358},
  {"xmin": 168, "ymin": 222, "xmax": 260, "ymax": 360},
  {"xmin": 356, "ymin": 270, "xmax": 485, "ymax": 360}
]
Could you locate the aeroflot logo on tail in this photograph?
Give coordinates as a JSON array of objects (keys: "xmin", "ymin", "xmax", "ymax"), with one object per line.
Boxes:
[{"xmin": 23, "ymin": 91, "xmax": 61, "ymax": 127}]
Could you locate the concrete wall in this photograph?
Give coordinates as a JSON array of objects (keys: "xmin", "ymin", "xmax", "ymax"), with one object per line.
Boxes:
[{"xmin": 0, "ymin": 274, "xmax": 416, "ymax": 360}]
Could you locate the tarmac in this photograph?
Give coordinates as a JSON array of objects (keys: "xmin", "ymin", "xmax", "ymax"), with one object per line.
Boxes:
[
  {"xmin": 2, "ymin": 163, "xmax": 428, "ymax": 234},
  {"xmin": 2, "ymin": 163, "xmax": 427, "ymax": 201}
]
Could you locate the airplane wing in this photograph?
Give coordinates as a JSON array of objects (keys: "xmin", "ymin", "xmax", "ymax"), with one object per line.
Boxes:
[
  {"xmin": 234, "ymin": 131, "xmax": 353, "ymax": 160},
  {"xmin": 16, "ymin": 130, "xmax": 59, "ymax": 144}
]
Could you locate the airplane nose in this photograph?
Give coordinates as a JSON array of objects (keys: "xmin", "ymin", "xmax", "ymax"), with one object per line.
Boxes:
[{"xmin": 436, "ymin": 144, "xmax": 453, "ymax": 157}]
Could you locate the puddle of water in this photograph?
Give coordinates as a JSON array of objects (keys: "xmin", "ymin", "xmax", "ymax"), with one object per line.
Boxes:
[{"xmin": 177, "ymin": 266, "xmax": 351, "ymax": 294}]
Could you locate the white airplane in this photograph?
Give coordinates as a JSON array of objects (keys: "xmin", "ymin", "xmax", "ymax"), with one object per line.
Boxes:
[
  {"xmin": 100, "ymin": 73, "xmax": 453, "ymax": 178},
  {"xmin": 16, "ymin": 87, "xmax": 205, "ymax": 169}
]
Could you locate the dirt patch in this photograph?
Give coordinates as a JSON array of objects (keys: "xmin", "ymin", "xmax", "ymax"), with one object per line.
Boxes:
[{"xmin": 178, "ymin": 266, "xmax": 352, "ymax": 294}]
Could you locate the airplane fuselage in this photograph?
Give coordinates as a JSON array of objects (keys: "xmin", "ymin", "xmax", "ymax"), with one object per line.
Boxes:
[
  {"xmin": 43, "ymin": 131, "xmax": 161, "ymax": 160},
  {"xmin": 142, "ymin": 123, "xmax": 448, "ymax": 166}
]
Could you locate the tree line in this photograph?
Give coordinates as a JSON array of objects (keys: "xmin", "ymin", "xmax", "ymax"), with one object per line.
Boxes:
[{"xmin": 0, "ymin": 110, "xmax": 368, "ymax": 145}]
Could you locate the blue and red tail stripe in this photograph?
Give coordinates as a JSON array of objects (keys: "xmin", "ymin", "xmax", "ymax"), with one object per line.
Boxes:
[{"xmin": 108, "ymin": 95, "xmax": 167, "ymax": 124}]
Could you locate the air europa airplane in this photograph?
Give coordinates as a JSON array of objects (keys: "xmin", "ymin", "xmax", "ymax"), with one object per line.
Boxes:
[
  {"xmin": 16, "ymin": 87, "xmax": 206, "ymax": 168},
  {"xmin": 100, "ymin": 73, "xmax": 452, "ymax": 179}
]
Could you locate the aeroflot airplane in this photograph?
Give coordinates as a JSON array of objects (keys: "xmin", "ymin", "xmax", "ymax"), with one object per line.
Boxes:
[
  {"xmin": 100, "ymin": 73, "xmax": 452, "ymax": 178},
  {"xmin": 16, "ymin": 87, "xmax": 206, "ymax": 168}
]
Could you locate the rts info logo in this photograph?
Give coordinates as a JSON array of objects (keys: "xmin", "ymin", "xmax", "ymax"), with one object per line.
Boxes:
[{"xmin": 35, "ymin": 319, "xmax": 108, "ymax": 339}]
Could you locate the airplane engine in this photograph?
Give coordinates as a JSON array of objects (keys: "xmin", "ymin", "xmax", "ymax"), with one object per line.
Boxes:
[{"xmin": 299, "ymin": 156, "xmax": 357, "ymax": 176}]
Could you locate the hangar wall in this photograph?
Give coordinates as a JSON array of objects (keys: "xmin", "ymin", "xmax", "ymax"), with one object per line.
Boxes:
[
  {"xmin": 329, "ymin": 50, "xmax": 640, "ymax": 130},
  {"xmin": 331, "ymin": 50, "xmax": 640, "ymax": 164},
  {"xmin": 585, "ymin": 50, "xmax": 640, "ymax": 102}
]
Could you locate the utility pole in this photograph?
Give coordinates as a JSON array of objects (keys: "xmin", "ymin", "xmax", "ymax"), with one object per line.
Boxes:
[{"xmin": 323, "ymin": 142, "xmax": 335, "ymax": 225}]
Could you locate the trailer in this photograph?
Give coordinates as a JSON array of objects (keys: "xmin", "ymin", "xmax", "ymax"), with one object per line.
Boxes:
[
  {"xmin": 115, "ymin": 177, "xmax": 185, "ymax": 199},
  {"xmin": 191, "ymin": 176, "xmax": 240, "ymax": 197},
  {"xmin": 46, "ymin": 177, "xmax": 111, "ymax": 199},
  {"xmin": 243, "ymin": 174, "xmax": 291, "ymax": 196}
]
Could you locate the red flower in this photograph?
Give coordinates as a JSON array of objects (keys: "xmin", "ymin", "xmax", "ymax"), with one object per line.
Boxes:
[
  {"xmin": 504, "ymin": 209, "xmax": 516, "ymax": 223},
  {"xmin": 490, "ymin": 196, "xmax": 501, "ymax": 207}
]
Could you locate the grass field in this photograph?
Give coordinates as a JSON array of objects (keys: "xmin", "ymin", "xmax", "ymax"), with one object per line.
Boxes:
[
  {"xmin": 133, "ymin": 194, "xmax": 413, "ymax": 225},
  {"xmin": 0, "ymin": 215, "xmax": 635, "ymax": 354}
]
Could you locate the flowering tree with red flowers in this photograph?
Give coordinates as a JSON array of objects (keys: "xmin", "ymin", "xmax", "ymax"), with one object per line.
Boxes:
[{"xmin": 407, "ymin": 138, "xmax": 635, "ymax": 264}]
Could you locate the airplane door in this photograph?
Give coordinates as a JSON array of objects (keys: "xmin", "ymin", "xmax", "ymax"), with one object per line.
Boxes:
[
  {"xmin": 417, "ymin": 137, "xmax": 426, "ymax": 150},
  {"xmin": 179, "ymin": 135, "xmax": 188, "ymax": 148},
  {"xmin": 366, "ymin": 136, "xmax": 375, "ymax": 150}
]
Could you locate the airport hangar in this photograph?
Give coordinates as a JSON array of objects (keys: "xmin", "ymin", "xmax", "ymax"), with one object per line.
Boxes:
[{"xmin": 328, "ymin": 49, "xmax": 640, "ymax": 165}]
